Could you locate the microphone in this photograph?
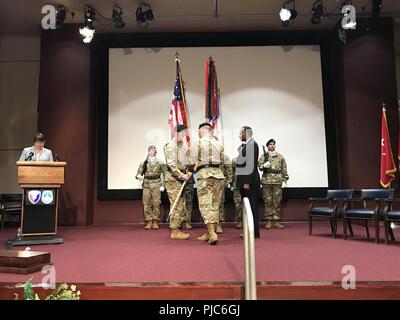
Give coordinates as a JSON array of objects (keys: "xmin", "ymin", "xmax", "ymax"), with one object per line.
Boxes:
[
  {"xmin": 54, "ymin": 153, "xmax": 60, "ymax": 161},
  {"xmin": 24, "ymin": 152, "xmax": 34, "ymax": 161}
]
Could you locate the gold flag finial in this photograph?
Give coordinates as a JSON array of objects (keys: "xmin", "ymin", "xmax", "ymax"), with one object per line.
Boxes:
[{"xmin": 175, "ymin": 51, "xmax": 180, "ymax": 62}]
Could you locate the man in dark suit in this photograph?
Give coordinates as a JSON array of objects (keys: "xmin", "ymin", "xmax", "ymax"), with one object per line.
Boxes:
[{"xmin": 235, "ymin": 126, "xmax": 260, "ymax": 238}]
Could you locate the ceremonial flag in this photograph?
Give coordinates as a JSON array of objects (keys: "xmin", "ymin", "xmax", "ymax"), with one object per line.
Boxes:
[
  {"xmin": 168, "ymin": 54, "xmax": 190, "ymax": 147},
  {"xmin": 205, "ymin": 56, "xmax": 222, "ymax": 141},
  {"xmin": 380, "ymin": 105, "xmax": 396, "ymax": 188},
  {"xmin": 398, "ymin": 100, "xmax": 400, "ymax": 169}
]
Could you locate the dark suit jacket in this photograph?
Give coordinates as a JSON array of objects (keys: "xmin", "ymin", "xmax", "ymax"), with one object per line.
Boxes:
[{"xmin": 235, "ymin": 138, "xmax": 260, "ymax": 189}]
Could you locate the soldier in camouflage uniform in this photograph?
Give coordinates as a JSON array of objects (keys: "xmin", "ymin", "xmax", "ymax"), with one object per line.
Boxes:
[
  {"xmin": 164, "ymin": 124, "xmax": 192, "ymax": 240},
  {"xmin": 216, "ymin": 154, "xmax": 232, "ymax": 234},
  {"xmin": 258, "ymin": 139, "xmax": 289, "ymax": 229},
  {"xmin": 182, "ymin": 175, "xmax": 195, "ymax": 230},
  {"xmin": 230, "ymin": 157, "xmax": 243, "ymax": 229},
  {"xmin": 189, "ymin": 122, "xmax": 225, "ymax": 245},
  {"xmin": 136, "ymin": 145, "xmax": 165, "ymax": 230}
]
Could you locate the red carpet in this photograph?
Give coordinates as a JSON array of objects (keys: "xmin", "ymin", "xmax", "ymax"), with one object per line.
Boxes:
[{"xmin": 1, "ymin": 223, "xmax": 400, "ymax": 284}]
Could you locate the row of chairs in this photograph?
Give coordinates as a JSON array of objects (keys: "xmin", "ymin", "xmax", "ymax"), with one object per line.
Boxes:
[{"xmin": 308, "ymin": 189, "xmax": 400, "ymax": 244}]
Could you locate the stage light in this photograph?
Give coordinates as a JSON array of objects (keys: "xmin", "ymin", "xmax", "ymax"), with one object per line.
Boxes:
[
  {"xmin": 279, "ymin": 0, "xmax": 298, "ymax": 27},
  {"xmin": 136, "ymin": 2, "xmax": 154, "ymax": 28},
  {"xmin": 310, "ymin": 0, "xmax": 324, "ymax": 25},
  {"xmin": 372, "ymin": 0, "xmax": 383, "ymax": 18},
  {"xmin": 112, "ymin": 5, "xmax": 125, "ymax": 29},
  {"xmin": 80, "ymin": 5, "xmax": 96, "ymax": 43},
  {"xmin": 55, "ymin": 5, "xmax": 66, "ymax": 29},
  {"xmin": 341, "ymin": 4, "xmax": 357, "ymax": 29}
]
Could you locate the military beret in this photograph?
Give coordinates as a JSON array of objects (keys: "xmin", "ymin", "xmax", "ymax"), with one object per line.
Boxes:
[
  {"xmin": 266, "ymin": 139, "xmax": 276, "ymax": 146},
  {"xmin": 148, "ymin": 145, "xmax": 156, "ymax": 151},
  {"xmin": 198, "ymin": 122, "xmax": 212, "ymax": 129},
  {"xmin": 175, "ymin": 124, "xmax": 187, "ymax": 132}
]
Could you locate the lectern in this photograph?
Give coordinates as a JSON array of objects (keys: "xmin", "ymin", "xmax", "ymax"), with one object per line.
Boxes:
[{"xmin": 10, "ymin": 161, "xmax": 67, "ymax": 246}]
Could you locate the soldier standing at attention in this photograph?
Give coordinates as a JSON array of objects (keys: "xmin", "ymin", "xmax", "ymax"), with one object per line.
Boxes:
[
  {"xmin": 164, "ymin": 124, "xmax": 192, "ymax": 240},
  {"xmin": 258, "ymin": 139, "xmax": 289, "ymax": 229},
  {"xmin": 136, "ymin": 145, "xmax": 165, "ymax": 230},
  {"xmin": 189, "ymin": 122, "xmax": 225, "ymax": 245},
  {"xmin": 230, "ymin": 157, "xmax": 243, "ymax": 229}
]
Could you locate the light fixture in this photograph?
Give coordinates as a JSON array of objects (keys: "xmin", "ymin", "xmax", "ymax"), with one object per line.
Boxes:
[
  {"xmin": 311, "ymin": 0, "xmax": 325, "ymax": 25},
  {"xmin": 112, "ymin": 5, "xmax": 125, "ymax": 29},
  {"xmin": 341, "ymin": 3, "xmax": 357, "ymax": 29},
  {"xmin": 279, "ymin": 0, "xmax": 298, "ymax": 27},
  {"xmin": 79, "ymin": 5, "xmax": 96, "ymax": 43},
  {"xmin": 372, "ymin": 0, "xmax": 383, "ymax": 18},
  {"xmin": 55, "ymin": 5, "xmax": 66, "ymax": 29},
  {"xmin": 136, "ymin": 2, "xmax": 154, "ymax": 28}
]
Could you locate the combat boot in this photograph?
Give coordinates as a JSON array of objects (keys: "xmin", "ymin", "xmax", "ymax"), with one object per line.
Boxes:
[
  {"xmin": 170, "ymin": 229, "xmax": 190, "ymax": 240},
  {"xmin": 273, "ymin": 222, "xmax": 284, "ymax": 229},
  {"xmin": 183, "ymin": 222, "xmax": 192, "ymax": 230},
  {"xmin": 265, "ymin": 221, "xmax": 273, "ymax": 229},
  {"xmin": 235, "ymin": 221, "xmax": 243, "ymax": 229},
  {"xmin": 152, "ymin": 220, "xmax": 159, "ymax": 230},
  {"xmin": 197, "ymin": 232, "xmax": 209, "ymax": 241},
  {"xmin": 216, "ymin": 224, "xmax": 223, "ymax": 234},
  {"xmin": 144, "ymin": 221, "xmax": 152, "ymax": 230},
  {"xmin": 207, "ymin": 224, "xmax": 218, "ymax": 245}
]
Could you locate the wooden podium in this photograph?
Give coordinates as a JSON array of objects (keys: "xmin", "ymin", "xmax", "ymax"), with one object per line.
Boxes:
[{"xmin": 9, "ymin": 161, "xmax": 66, "ymax": 246}]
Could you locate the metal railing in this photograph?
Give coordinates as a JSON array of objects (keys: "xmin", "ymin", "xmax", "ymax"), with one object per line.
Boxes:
[{"xmin": 242, "ymin": 197, "xmax": 257, "ymax": 300}]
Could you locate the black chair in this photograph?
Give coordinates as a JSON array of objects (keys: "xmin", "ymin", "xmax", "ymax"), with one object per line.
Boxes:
[
  {"xmin": 0, "ymin": 194, "xmax": 22, "ymax": 230},
  {"xmin": 308, "ymin": 189, "xmax": 353, "ymax": 238},
  {"xmin": 382, "ymin": 198, "xmax": 400, "ymax": 244},
  {"xmin": 343, "ymin": 189, "xmax": 394, "ymax": 243}
]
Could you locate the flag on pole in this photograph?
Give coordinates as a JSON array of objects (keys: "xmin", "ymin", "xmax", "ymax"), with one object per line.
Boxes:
[
  {"xmin": 205, "ymin": 56, "xmax": 222, "ymax": 141},
  {"xmin": 168, "ymin": 53, "xmax": 190, "ymax": 147},
  {"xmin": 398, "ymin": 100, "xmax": 400, "ymax": 169},
  {"xmin": 380, "ymin": 105, "xmax": 396, "ymax": 188}
]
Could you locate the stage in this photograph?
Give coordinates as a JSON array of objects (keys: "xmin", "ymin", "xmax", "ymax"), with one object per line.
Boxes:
[{"xmin": 1, "ymin": 222, "xmax": 400, "ymax": 299}]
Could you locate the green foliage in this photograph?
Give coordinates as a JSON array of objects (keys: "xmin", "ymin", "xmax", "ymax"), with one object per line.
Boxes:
[{"xmin": 15, "ymin": 278, "xmax": 80, "ymax": 300}]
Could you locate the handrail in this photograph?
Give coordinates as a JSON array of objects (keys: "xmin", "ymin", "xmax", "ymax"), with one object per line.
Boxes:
[{"xmin": 242, "ymin": 197, "xmax": 257, "ymax": 300}]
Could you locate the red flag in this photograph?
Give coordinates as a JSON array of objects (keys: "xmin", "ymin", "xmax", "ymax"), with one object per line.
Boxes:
[
  {"xmin": 398, "ymin": 100, "xmax": 400, "ymax": 169},
  {"xmin": 380, "ymin": 106, "xmax": 396, "ymax": 188},
  {"xmin": 205, "ymin": 56, "xmax": 222, "ymax": 141},
  {"xmin": 168, "ymin": 55, "xmax": 190, "ymax": 147}
]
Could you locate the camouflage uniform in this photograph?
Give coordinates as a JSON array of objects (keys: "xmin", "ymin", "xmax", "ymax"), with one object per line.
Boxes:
[
  {"xmin": 183, "ymin": 176, "xmax": 195, "ymax": 226},
  {"xmin": 190, "ymin": 134, "xmax": 224, "ymax": 235},
  {"xmin": 164, "ymin": 138, "xmax": 189, "ymax": 230},
  {"xmin": 231, "ymin": 158, "xmax": 242, "ymax": 224},
  {"xmin": 258, "ymin": 151, "xmax": 289, "ymax": 224},
  {"xmin": 219, "ymin": 154, "xmax": 232, "ymax": 223},
  {"xmin": 137, "ymin": 158, "xmax": 165, "ymax": 223}
]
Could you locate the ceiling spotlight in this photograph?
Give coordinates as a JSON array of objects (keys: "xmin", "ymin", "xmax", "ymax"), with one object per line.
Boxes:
[
  {"xmin": 112, "ymin": 5, "xmax": 125, "ymax": 29},
  {"xmin": 341, "ymin": 4, "xmax": 357, "ymax": 29},
  {"xmin": 55, "ymin": 5, "xmax": 66, "ymax": 29},
  {"xmin": 279, "ymin": 0, "xmax": 298, "ymax": 27},
  {"xmin": 136, "ymin": 2, "xmax": 154, "ymax": 28},
  {"xmin": 311, "ymin": 0, "xmax": 325, "ymax": 25},
  {"xmin": 372, "ymin": 0, "xmax": 383, "ymax": 18},
  {"xmin": 80, "ymin": 5, "xmax": 96, "ymax": 44}
]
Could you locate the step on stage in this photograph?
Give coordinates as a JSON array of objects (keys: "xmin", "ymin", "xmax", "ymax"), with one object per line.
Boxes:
[{"xmin": 0, "ymin": 223, "xmax": 400, "ymax": 299}]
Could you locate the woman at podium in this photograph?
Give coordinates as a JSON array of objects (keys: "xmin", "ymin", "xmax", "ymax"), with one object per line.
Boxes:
[{"xmin": 19, "ymin": 132, "xmax": 53, "ymax": 162}]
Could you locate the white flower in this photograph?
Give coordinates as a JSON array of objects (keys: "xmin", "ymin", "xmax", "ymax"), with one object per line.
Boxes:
[
  {"xmin": 77, "ymin": 291, "xmax": 81, "ymax": 296},
  {"xmin": 70, "ymin": 285, "xmax": 76, "ymax": 292}
]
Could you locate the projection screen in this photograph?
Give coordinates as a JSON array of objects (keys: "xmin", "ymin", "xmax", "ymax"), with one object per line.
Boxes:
[{"xmin": 108, "ymin": 45, "xmax": 329, "ymax": 190}]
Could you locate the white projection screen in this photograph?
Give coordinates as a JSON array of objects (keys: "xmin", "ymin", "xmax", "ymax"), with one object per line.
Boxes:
[{"xmin": 108, "ymin": 45, "xmax": 329, "ymax": 190}]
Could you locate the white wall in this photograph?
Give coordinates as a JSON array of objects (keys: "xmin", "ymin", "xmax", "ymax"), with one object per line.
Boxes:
[
  {"xmin": 0, "ymin": 36, "xmax": 40, "ymax": 193},
  {"xmin": 108, "ymin": 45, "xmax": 328, "ymax": 189}
]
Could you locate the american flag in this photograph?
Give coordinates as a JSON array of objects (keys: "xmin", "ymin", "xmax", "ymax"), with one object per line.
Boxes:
[
  {"xmin": 168, "ymin": 57, "xmax": 190, "ymax": 147},
  {"xmin": 205, "ymin": 56, "xmax": 222, "ymax": 141}
]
